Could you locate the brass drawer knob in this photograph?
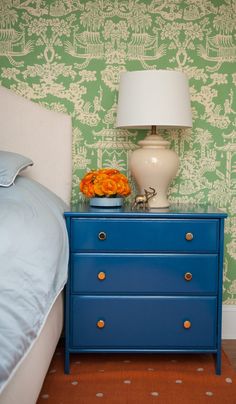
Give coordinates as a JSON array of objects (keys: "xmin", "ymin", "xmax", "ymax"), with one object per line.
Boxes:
[
  {"xmin": 184, "ymin": 272, "xmax": 193, "ymax": 281},
  {"xmin": 97, "ymin": 319, "xmax": 105, "ymax": 329},
  {"xmin": 97, "ymin": 271, "xmax": 106, "ymax": 281},
  {"xmin": 183, "ymin": 320, "xmax": 191, "ymax": 329},
  {"xmin": 98, "ymin": 231, "xmax": 107, "ymax": 241},
  {"xmin": 185, "ymin": 232, "xmax": 194, "ymax": 241}
]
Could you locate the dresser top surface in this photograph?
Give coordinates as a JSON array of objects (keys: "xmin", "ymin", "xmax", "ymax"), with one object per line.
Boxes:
[{"xmin": 65, "ymin": 203, "xmax": 227, "ymax": 219}]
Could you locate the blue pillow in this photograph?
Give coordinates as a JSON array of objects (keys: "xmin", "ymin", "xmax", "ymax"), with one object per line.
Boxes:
[{"xmin": 0, "ymin": 151, "xmax": 33, "ymax": 187}]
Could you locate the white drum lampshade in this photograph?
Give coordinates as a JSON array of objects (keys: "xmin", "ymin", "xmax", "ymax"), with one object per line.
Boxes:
[{"xmin": 116, "ymin": 70, "xmax": 192, "ymax": 208}]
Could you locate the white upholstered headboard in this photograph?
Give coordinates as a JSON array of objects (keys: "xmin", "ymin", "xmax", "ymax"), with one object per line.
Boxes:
[{"xmin": 0, "ymin": 86, "xmax": 72, "ymax": 205}]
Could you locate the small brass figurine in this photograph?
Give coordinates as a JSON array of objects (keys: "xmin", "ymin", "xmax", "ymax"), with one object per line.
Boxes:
[{"xmin": 132, "ymin": 187, "xmax": 157, "ymax": 210}]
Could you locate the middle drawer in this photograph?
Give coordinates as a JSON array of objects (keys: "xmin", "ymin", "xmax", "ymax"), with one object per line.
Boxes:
[{"xmin": 71, "ymin": 254, "xmax": 218, "ymax": 294}]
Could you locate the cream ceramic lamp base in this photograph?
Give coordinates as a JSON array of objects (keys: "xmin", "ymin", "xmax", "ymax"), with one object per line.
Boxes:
[{"xmin": 129, "ymin": 134, "xmax": 179, "ymax": 208}]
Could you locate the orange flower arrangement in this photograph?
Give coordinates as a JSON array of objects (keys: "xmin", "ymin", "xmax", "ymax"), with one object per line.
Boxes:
[{"xmin": 80, "ymin": 168, "xmax": 131, "ymax": 198}]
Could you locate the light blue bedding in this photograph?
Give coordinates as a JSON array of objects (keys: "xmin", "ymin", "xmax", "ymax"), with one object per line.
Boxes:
[{"xmin": 0, "ymin": 177, "xmax": 69, "ymax": 393}]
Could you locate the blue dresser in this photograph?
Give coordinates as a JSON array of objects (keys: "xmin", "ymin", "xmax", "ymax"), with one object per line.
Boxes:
[{"xmin": 64, "ymin": 204, "xmax": 227, "ymax": 374}]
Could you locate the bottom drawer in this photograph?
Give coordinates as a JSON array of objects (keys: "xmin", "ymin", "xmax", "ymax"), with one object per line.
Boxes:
[{"xmin": 70, "ymin": 296, "xmax": 217, "ymax": 349}]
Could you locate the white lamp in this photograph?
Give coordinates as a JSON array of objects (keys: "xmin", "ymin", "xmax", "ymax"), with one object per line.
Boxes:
[{"xmin": 116, "ymin": 70, "xmax": 192, "ymax": 208}]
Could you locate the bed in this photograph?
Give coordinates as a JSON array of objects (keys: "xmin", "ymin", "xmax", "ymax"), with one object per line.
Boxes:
[{"xmin": 0, "ymin": 86, "xmax": 72, "ymax": 404}]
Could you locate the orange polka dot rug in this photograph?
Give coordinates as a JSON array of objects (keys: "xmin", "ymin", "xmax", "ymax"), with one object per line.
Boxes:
[{"xmin": 37, "ymin": 345, "xmax": 236, "ymax": 404}]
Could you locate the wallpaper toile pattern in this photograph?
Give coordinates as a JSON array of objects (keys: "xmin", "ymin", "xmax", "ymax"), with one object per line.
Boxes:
[{"xmin": 0, "ymin": 0, "xmax": 235, "ymax": 303}]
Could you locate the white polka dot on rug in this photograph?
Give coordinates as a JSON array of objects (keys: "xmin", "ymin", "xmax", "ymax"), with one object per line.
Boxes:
[
  {"xmin": 96, "ymin": 392, "xmax": 104, "ymax": 397},
  {"xmin": 123, "ymin": 380, "xmax": 131, "ymax": 384},
  {"xmin": 150, "ymin": 392, "xmax": 159, "ymax": 396},
  {"xmin": 41, "ymin": 394, "xmax": 49, "ymax": 399},
  {"xmin": 71, "ymin": 381, "xmax": 78, "ymax": 385},
  {"xmin": 175, "ymin": 379, "xmax": 183, "ymax": 384},
  {"xmin": 225, "ymin": 377, "xmax": 232, "ymax": 383},
  {"xmin": 197, "ymin": 367, "xmax": 204, "ymax": 372},
  {"xmin": 205, "ymin": 391, "xmax": 214, "ymax": 396}
]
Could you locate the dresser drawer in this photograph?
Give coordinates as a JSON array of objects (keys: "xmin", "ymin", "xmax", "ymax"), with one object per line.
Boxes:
[
  {"xmin": 70, "ymin": 218, "xmax": 219, "ymax": 253},
  {"xmin": 71, "ymin": 296, "xmax": 217, "ymax": 349},
  {"xmin": 71, "ymin": 254, "xmax": 218, "ymax": 294}
]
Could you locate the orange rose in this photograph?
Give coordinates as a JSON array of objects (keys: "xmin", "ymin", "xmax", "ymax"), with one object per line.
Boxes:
[
  {"xmin": 116, "ymin": 181, "xmax": 126, "ymax": 195},
  {"xmin": 82, "ymin": 171, "xmax": 97, "ymax": 183},
  {"xmin": 111, "ymin": 173, "xmax": 128, "ymax": 183},
  {"xmin": 93, "ymin": 181, "xmax": 104, "ymax": 196},
  {"xmin": 80, "ymin": 182, "xmax": 95, "ymax": 197},
  {"xmin": 119, "ymin": 182, "xmax": 131, "ymax": 196},
  {"xmin": 95, "ymin": 174, "xmax": 108, "ymax": 182},
  {"xmin": 125, "ymin": 183, "xmax": 131, "ymax": 196},
  {"xmin": 80, "ymin": 179, "xmax": 87, "ymax": 193},
  {"xmin": 101, "ymin": 179, "xmax": 117, "ymax": 196}
]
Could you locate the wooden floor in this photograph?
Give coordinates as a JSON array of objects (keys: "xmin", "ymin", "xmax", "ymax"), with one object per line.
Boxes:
[{"xmin": 222, "ymin": 339, "xmax": 236, "ymax": 370}]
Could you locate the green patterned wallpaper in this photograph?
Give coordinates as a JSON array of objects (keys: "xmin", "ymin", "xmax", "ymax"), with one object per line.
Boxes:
[{"xmin": 0, "ymin": 0, "xmax": 235, "ymax": 303}]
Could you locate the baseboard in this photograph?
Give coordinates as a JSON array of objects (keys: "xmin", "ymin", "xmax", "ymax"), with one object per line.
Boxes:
[{"xmin": 222, "ymin": 305, "xmax": 236, "ymax": 339}]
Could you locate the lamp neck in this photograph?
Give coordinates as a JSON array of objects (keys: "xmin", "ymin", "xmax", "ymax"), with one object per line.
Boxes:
[
  {"xmin": 138, "ymin": 125, "xmax": 170, "ymax": 148},
  {"xmin": 151, "ymin": 125, "xmax": 156, "ymax": 135}
]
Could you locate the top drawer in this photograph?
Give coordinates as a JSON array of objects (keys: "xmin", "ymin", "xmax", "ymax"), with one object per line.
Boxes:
[{"xmin": 70, "ymin": 218, "xmax": 219, "ymax": 253}]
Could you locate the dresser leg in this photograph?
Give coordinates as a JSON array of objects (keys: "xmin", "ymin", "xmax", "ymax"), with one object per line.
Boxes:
[
  {"xmin": 215, "ymin": 351, "xmax": 221, "ymax": 375},
  {"xmin": 65, "ymin": 351, "xmax": 70, "ymax": 374}
]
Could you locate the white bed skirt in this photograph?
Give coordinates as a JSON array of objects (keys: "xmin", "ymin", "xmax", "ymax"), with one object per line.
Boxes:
[{"xmin": 0, "ymin": 292, "xmax": 64, "ymax": 404}]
